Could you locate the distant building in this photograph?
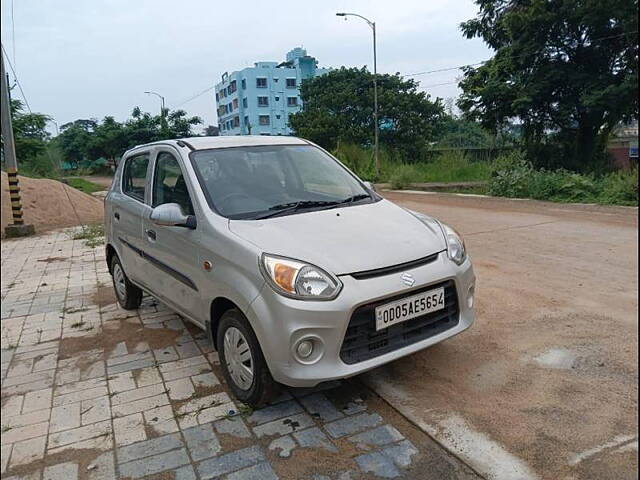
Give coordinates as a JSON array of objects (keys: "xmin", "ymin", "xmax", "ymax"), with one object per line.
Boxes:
[
  {"xmin": 608, "ymin": 120, "xmax": 638, "ymax": 169},
  {"xmin": 215, "ymin": 48, "xmax": 329, "ymax": 136}
]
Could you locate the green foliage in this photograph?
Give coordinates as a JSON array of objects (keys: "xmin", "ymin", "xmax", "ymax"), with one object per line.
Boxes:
[
  {"xmin": 459, "ymin": 0, "xmax": 639, "ymax": 171},
  {"xmin": 64, "ymin": 178, "xmax": 105, "ymax": 194},
  {"xmin": 435, "ymin": 116, "xmax": 495, "ymax": 148},
  {"xmin": 488, "ymin": 151, "xmax": 638, "ymax": 205},
  {"xmin": 57, "ymin": 108, "xmax": 203, "ymax": 171},
  {"xmin": 600, "ymin": 169, "xmax": 639, "ymax": 205},
  {"xmin": 2, "ymin": 100, "xmax": 52, "ymax": 172},
  {"xmin": 389, "ymin": 165, "xmax": 419, "ymax": 189},
  {"xmin": 18, "ymin": 144, "xmax": 63, "ymax": 179},
  {"xmin": 290, "ymin": 67, "xmax": 446, "ymax": 159},
  {"xmin": 333, "ymin": 144, "xmax": 493, "ymax": 186}
]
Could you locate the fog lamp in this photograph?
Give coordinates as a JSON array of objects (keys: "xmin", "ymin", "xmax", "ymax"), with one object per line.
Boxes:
[
  {"xmin": 296, "ymin": 340, "xmax": 314, "ymax": 359},
  {"xmin": 467, "ymin": 284, "xmax": 475, "ymax": 309}
]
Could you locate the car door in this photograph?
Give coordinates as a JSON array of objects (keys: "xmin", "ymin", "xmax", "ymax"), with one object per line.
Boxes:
[
  {"xmin": 142, "ymin": 147, "xmax": 203, "ymax": 321},
  {"xmin": 113, "ymin": 151, "xmax": 152, "ymax": 284}
]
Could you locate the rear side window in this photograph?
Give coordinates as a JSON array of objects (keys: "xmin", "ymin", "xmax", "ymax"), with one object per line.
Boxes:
[{"xmin": 122, "ymin": 153, "xmax": 150, "ymax": 202}]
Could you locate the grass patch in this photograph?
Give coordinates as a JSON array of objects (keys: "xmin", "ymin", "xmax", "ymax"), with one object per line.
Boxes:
[
  {"xmin": 333, "ymin": 143, "xmax": 492, "ymax": 184},
  {"xmin": 64, "ymin": 177, "xmax": 106, "ymax": 194},
  {"xmin": 70, "ymin": 224, "xmax": 105, "ymax": 248}
]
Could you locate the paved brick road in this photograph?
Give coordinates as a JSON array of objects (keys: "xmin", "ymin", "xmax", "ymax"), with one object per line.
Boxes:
[{"xmin": 0, "ymin": 229, "xmax": 479, "ymax": 480}]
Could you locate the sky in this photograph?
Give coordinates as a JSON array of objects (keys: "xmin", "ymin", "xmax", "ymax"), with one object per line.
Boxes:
[{"xmin": 0, "ymin": 0, "xmax": 491, "ymax": 134}]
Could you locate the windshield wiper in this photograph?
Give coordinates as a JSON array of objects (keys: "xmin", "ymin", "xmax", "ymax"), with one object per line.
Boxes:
[
  {"xmin": 337, "ymin": 193, "xmax": 371, "ymax": 205},
  {"xmin": 253, "ymin": 200, "xmax": 340, "ymax": 219}
]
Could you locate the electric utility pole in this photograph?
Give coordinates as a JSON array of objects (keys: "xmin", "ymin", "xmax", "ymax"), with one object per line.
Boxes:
[{"xmin": 1, "ymin": 47, "xmax": 34, "ymax": 237}]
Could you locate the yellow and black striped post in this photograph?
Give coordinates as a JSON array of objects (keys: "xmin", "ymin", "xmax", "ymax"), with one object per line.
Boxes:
[
  {"xmin": 7, "ymin": 167, "xmax": 24, "ymax": 225},
  {"xmin": 2, "ymin": 46, "xmax": 34, "ymax": 237}
]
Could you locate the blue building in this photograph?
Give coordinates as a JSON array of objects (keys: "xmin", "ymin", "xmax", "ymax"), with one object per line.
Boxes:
[{"xmin": 215, "ymin": 48, "xmax": 329, "ymax": 136}]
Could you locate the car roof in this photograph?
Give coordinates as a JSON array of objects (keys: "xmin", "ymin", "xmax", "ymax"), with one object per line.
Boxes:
[{"xmin": 127, "ymin": 135, "xmax": 309, "ymax": 154}]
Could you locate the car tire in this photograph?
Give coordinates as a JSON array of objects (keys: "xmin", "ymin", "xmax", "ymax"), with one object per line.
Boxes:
[
  {"xmin": 217, "ymin": 308, "xmax": 279, "ymax": 407},
  {"xmin": 110, "ymin": 254, "xmax": 143, "ymax": 310}
]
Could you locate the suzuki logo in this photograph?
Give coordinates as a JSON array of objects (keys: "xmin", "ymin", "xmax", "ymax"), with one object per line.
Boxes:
[{"xmin": 401, "ymin": 272, "xmax": 415, "ymax": 287}]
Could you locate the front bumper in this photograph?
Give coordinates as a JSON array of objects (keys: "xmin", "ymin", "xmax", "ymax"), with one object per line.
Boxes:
[{"xmin": 246, "ymin": 253, "xmax": 476, "ymax": 387}]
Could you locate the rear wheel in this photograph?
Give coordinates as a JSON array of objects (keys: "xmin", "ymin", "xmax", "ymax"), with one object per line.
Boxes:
[
  {"xmin": 111, "ymin": 255, "xmax": 142, "ymax": 310},
  {"xmin": 217, "ymin": 308, "xmax": 278, "ymax": 407}
]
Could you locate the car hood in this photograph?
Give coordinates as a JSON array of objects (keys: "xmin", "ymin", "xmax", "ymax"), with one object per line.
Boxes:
[{"xmin": 228, "ymin": 199, "xmax": 446, "ymax": 275}]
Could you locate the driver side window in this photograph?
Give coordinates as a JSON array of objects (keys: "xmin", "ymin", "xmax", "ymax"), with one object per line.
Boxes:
[{"xmin": 152, "ymin": 152, "xmax": 194, "ymax": 216}]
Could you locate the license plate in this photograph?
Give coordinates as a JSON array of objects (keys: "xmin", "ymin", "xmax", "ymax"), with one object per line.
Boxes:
[{"xmin": 375, "ymin": 287, "xmax": 445, "ymax": 331}]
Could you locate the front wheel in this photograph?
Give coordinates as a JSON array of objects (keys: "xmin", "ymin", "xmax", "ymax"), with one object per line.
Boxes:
[{"xmin": 217, "ymin": 308, "xmax": 278, "ymax": 407}]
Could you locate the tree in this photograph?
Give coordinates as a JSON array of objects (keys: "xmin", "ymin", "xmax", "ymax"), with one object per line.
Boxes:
[
  {"xmin": 289, "ymin": 67, "xmax": 446, "ymax": 159},
  {"xmin": 458, "ymin": 0, "xmax": 639, "ymax": 171},
  {"xmin": 7, "ymin": 99, "xmax": 51, "ymax": 163},
  {"xmin": 57, "ymin": 108, "xmax": 203, "ymax": 168},
  {"xmin": 58, "ymin": 119, "xmax": 98, "ymax": 168}
]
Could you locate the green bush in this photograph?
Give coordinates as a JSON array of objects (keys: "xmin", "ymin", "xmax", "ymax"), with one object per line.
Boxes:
[
  {"xmin": 488, "ymin": 150, "xmax": 534, "ymax": 197},
  {"xmin": 389, "ymin": 164, "xmax": 419, "ymax": 189},
  {"xmin": 599, "ymin": 169, "xmax": 638, "ymax": 205},
  {"xmin": 20, "ymin": 144, "xmax": 63, "ymax": 178},
  {"xmin": 489, "ymin": 150, "xmax": 638, "ymax": 205},
  {"xmin": 422, "ymin": 150, "xmax": 492, "ymax": 183}
]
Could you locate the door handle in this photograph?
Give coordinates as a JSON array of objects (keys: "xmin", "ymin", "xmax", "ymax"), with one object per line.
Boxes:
[
  {"xmin": 146, "ymin": 229, "xmax": 156, "ymax": 241},
  {"xmin": 114, "ymin": 212, "xmax": 120, "ymax": 220}
]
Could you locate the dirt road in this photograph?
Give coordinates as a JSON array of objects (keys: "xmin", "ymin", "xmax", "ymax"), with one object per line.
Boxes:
[{"xmin": 365, "ymin": 192, "xmax": 638, "ymax": 480}]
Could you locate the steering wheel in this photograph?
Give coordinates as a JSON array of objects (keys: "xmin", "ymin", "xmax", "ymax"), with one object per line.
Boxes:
[{"xmin": 218, "ymin": 192, "xmax": 253, "ymax": 209}]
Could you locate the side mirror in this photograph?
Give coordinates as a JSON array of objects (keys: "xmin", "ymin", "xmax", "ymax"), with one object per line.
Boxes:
[
  {"xmin": 363, "ymin": 181, "xmax": 377, "ymax": 193},
  {"xmin": 150, "ymin": 203, "xmax": 196, "ymax": 229}
]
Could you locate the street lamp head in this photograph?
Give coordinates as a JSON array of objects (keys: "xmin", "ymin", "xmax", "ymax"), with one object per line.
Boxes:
[{"xmin": 336, "ymin": 12, "xmax": 346, "ymax": 16}]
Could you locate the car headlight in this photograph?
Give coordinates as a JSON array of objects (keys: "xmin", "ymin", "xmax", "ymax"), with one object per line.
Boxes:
[
  {"xmin": 440, "ymin": 223, "xmax": 467, "ymax": 265},
  {"xmin": 260, "ymin": 254, "xmax": 342, "ymax": 300}
]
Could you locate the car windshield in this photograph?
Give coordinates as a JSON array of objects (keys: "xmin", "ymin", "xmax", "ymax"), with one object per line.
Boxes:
[{"xmin": 190, "ymin": 144, "xmax": 374, "ymax": 219}]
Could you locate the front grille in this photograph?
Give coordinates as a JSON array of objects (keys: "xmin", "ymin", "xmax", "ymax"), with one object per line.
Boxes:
[{"xmin": 339, "ymin": 280, "xmax": 459, "ymax": 365}]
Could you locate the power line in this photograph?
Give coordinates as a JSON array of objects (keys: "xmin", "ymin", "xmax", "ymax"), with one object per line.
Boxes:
[
  {"xmin": 173, "ymin": 86, "xmax": 215, "ymax": 109},
  {"xmin": 1, "ymin": 43, "xmax": 31, "ymax": 113},
  {"xmin": 406, "ymin": 30, "xmax": 637, "ymax": 77}
]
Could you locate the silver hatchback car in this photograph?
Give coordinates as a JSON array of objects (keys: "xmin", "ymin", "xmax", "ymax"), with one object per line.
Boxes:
[{"xmin": 105, "ymin": 136, "xmax": 475, "ymax": 406}]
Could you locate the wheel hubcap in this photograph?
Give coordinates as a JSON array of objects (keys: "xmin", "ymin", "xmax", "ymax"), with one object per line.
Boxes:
[
  {"xmin": 224, "ymin": 327, "xmax": 254, "ymax": 390},
  {"xmin": 113, "ymin": 264, "xmax": 127, "ymax": 300}
]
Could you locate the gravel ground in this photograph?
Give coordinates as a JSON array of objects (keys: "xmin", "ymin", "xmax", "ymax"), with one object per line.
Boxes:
[{"xmin": 364, "ymin": 191, "xmax": 638, "ymax": 480}]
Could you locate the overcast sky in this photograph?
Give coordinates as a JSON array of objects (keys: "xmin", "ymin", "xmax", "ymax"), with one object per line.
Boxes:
[{"xmin": 0, "ymin": 0, "xmax": 491, "ymax": 133}]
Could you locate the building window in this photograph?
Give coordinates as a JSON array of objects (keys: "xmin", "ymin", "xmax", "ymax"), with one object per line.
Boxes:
[
  {"xmin": 274, "ymin": 78, "xmax": 279, "ymax": 83},
  {"xmin": 244, "ymin": 116, "xmax": 249, "ymax": 126},
  {"xmin": 215, "ymin": 92, "xmax": 219, "ymax": 101},
  {"xmin": 286, "ymin": 78, "xmax": 297, "ymax": 88},
  {"xmin": 228, "ymin": 80, "xmax": 237, "ymax": 93},
  {"xmin": 259, "ymin": 115, "xmax": 270, "ymax": 126},
  {"xmin": 256, "ymin": 77, "xmax": 267, "ymax": 88},
  {"xmin": 275, "ymin": 96, "xmax": 280, "ymax": 101},
  {"xmin": 287, "ymin": 97, "xmax": 298, "ymax": 107},
  {"xmin": 257, "ymin": 96, "xmax": 269, "ymax": 107},
  {"xmin": 242, "ymin": 97, "xmax": 248, "ymax": 108},
  {"xmin": 241, "ymin": 79, "xmax": 246, "ymax": 90},
  {"xmin": 232, "ymin": 99, "xmax": 238, "ymax": 110},
  {"xmin": 276, "ymin": 115, "xmax": 281, "ymax": 119},
  {"xmin": 233, "ymin": 116, "xmax": 240, "ymax": 128}
]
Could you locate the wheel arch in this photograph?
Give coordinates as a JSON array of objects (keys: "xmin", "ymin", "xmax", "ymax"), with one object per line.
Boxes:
[
  {"xmin": 105, "ymin": 243, "xmax": 117, "ymax": 274},
  {"xmin": 209, "ymin": 297, "xmax": 241, "ymax": 350}
]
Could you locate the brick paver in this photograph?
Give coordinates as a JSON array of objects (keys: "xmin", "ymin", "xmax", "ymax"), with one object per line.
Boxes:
[{"xmin": 1, "ymin": 229, "xmax": 479, "ymax": 479}]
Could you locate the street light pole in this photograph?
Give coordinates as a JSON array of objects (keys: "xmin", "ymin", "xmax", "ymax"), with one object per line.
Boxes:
[
  {"xmin": 1, "ymin": 49, "xmax": 34, "ymax": 237},
  {"xmin": 144, "ymin": 91, "xmax": 166, "ymax": 117},
  {"xmin": 336, "ymin": 12, "xmax": 379, "ymax": 176}
]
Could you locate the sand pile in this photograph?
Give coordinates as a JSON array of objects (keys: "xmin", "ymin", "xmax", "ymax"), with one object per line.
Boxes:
[{"xmin": 1, "ymin": 171, "xmax": 104, "ymax": 236}]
